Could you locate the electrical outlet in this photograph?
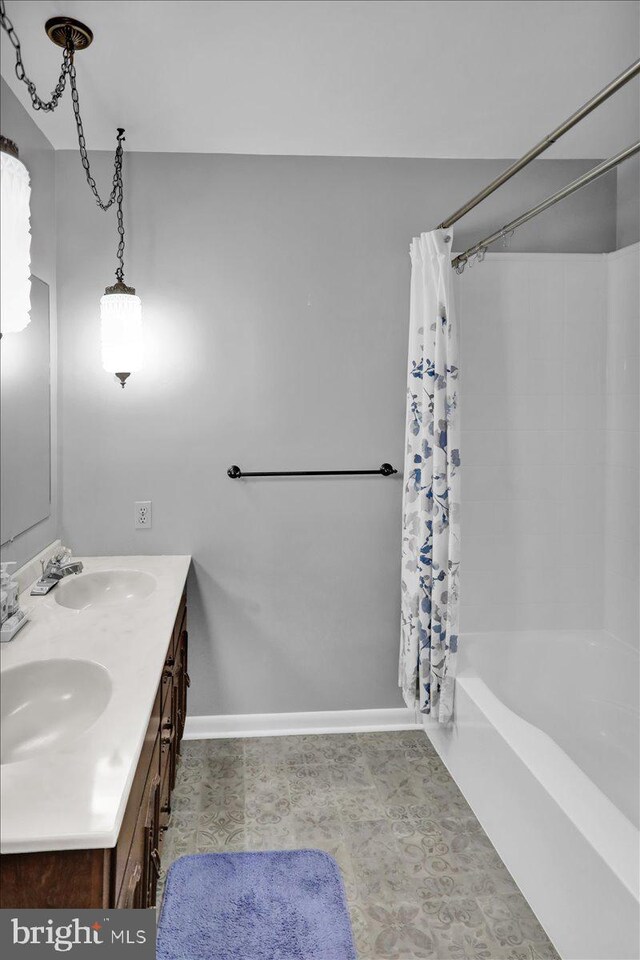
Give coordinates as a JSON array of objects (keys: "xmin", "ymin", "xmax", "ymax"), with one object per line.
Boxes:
[{"xmin": 135, "ymin": 501, "xmax": 152, "ymax": 529}]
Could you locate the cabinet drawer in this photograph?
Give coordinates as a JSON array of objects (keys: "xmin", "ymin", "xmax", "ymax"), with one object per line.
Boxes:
[
  {"xmin": 171, "ymin": 592, "xmax": 187, "ymax": 659},
  {"xmin": 162, "ymin": 594, "xmax": 186, "ymax": 714}
]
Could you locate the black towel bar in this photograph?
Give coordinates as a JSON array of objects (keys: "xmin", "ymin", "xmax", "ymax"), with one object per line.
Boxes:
[{"xmin": 227, "ymin": 463, "xmax": 397, "ymax": 479}]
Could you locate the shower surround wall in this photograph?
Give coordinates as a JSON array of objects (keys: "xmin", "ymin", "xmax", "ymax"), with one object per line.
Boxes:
[
  {"xmin": 604, "ymin": 243, "xmax": 640, "ymax": 650},
  {"xmin": 458, "ymin": 247, "xmax": 639, "ymax": 642},
  {"xmin": 54, "ymin": 149, "xmax": 617, "ymax": 719},
  {"xmin": 458, "ymin": 253, "xmax": 607, "ymax": 632}
]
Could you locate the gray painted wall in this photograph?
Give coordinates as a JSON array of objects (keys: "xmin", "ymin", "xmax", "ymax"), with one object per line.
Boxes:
[
  {"xmin": 54, "ymin": 150, "xmax": 616, "ymax": 716},
  {"xmin": 617, "ymin": 155, "xmax": 640, "ymax": 249},
  {"xmin": 0, "ymin": 79, "xmax": 58, "ymax": 570}
]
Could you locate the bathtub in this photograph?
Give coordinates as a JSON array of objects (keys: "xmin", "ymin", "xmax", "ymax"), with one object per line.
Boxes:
[{"xmin": 424, "ymin": 630, "xmax": 639, "ymax": 960}]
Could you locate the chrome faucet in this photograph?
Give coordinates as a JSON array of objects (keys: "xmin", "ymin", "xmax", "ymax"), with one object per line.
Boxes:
[
  {"xmin": 43, "ymin": 553, "xmax": 84, "ymax": 580},
  {"xmin": 30, "ymin": 549, "xmax": 84, "ymax": 595}
]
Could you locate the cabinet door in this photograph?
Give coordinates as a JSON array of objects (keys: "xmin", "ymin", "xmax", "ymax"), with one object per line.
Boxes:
[
  {"xmin": 1, "ymin": 850, "xmax": 109, "ymax": 909},
  {"xmin": 159, "ymin": 759, "xmax": 172, "ymax": 838},
  {"xmin": 111, "ymin": 695, "xmax": 161, "ymax": 905},
  {"xmin": 161, "ymin": 663, "xmax": 177, "ymax": 792},
  {"xmin": 112, "ymin": 736, "xmax": 160, "ymax": 908},
  {"xmin": 159, "ymin": 724, "xmax": 176, "ymax": 834},
  {"xmin": 142, "ymin": 773, "xmax": 161, "ymax": 907}
]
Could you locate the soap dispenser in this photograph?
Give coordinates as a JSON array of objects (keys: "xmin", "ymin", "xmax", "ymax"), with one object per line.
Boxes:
[
  {"xmin": 0, "ymin": 562, "xmax": 28, "ymax": 642},
  {"xmin": 0, "ymin": 562, "xmax": 17, "ymax": 620}
]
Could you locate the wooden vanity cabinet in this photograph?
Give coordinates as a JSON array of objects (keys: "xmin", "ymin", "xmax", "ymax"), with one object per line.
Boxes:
[{"xmin": 0, "ymin": 591, "xmax": 189, "ymax": 910}]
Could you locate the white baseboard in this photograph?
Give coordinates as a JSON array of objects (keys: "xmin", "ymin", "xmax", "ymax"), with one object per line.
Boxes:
[{"xmin": 184, "ymin": 707, "xmax": 420, "ymax": 740}]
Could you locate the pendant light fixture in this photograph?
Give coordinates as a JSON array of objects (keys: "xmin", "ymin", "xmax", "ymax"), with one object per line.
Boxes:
[
  {"xmin": 0, "ymin": 134, "xmax": 31, "ymax": 335},
  {"xmin": 0, "ymin": 2, "xmax": 142, "ymax": 386},
  {"xmin": 98, "ymin": 130, "xmax": 143, "ymax": 388}
]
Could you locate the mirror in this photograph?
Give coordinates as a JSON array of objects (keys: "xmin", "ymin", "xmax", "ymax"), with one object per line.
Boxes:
[{"xmin": 1, "ymin": 276, "xmax": 51, "ymax": 545}]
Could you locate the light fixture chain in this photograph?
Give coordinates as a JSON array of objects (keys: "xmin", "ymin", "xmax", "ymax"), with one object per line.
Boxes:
[
  {"xmin": 0, "ymin": 1, "xmax": 129, "ymax": 283},
  {"xmin": 115, "ymin": 134, "xmax": 126, "ymax": 283},
  {"xmin": 0, "ymin": 4, "xmax": 121, "ymax": 212},
  {"xmin": 67, "ymin": 61, "xmax": 123, "ymax": 213},
  {"xmin": 0, "ymin": 0, "xmax": 71, "ymax": 111}
]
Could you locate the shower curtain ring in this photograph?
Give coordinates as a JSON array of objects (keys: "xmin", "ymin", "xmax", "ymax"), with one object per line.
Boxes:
[{"xmin": 501, "ymin": 228, "xmax": 515, "ymax": 248}]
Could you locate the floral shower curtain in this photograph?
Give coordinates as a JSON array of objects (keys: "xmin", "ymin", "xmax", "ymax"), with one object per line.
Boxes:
[{"xmin": 399, "ymin": 229, "xmax": 461, "ymax": 723}]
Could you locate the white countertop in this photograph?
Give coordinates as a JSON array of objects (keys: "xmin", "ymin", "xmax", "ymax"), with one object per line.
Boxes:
[{"xmin": 0, "ymin": 554, "xmax": 191, "ymax": 854}]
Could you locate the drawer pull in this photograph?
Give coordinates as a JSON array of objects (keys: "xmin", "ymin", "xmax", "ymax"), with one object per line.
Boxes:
[
  {"xmin": 165, "ymin": 656, "xmax": 175, "ymax": 668},
  {"xmin": 185, "ymin": 672, "xmax": 191, "ymax": 688},
  {"xmin": 150, "ymin": 848, "xmax": 162, "ymax": 878},
  {"xmin": 161, "ymin": 734, "xmax": 172, "ymax": 747}
]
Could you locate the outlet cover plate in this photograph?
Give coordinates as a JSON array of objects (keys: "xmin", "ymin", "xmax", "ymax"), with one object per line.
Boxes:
[{"xmin": 135, "ymin": 501, "xmax": 152, "ymax": 529}]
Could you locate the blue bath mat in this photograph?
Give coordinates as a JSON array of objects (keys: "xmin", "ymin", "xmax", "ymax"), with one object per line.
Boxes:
[{"xmin": 157, "ymin": 849, "xmax": 357, "ymax": 960}]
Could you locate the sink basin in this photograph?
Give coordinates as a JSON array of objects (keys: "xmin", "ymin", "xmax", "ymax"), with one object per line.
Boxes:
[
  {"xmin": 1, "ymin": 659, "xmax": 112, "ymax": 765},
  {"xmin": 54, "ymin": 570, "xmax": 157, "ymax": 611}
]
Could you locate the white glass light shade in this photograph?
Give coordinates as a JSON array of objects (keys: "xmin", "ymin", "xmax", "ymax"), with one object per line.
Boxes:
[
  {"xmin": 100, "ymin": 291, "xmax": 143, "ymax": 375},
  {"xmin": 0, "ymin": 149, "xmax": 31, "ymax": 334}
]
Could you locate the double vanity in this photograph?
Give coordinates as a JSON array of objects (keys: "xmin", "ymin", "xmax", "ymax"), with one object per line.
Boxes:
[{"xmin": 0, "ymin": 553, "xmax": 191, "ymax": 909}]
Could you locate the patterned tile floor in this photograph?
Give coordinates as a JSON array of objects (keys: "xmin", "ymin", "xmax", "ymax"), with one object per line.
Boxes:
[{"xmin": 159, "ymin": 731, "xmax": 559, "ymax": 960}]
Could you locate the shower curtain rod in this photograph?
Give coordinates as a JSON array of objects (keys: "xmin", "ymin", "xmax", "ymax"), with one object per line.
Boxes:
[
  {"xmin": 451, "ymin": 140, "xmax": 640, "ymax": 270},
  {"xmin": 438, "ymin": 59, "xmax": 640, "ymax": 230}
]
